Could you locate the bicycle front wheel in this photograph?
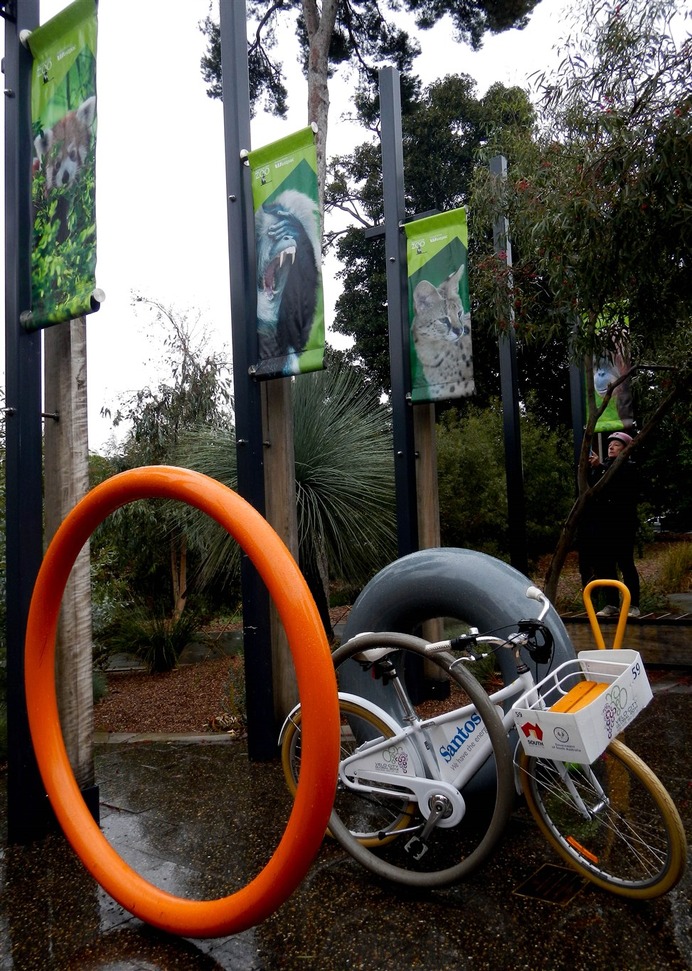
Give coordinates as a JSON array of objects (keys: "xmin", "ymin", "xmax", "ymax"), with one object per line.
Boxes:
[
  {"xmin": 327, "ymin": 632, "xmax": 515, "ymax": 888},
  {"xmin": 518, "ymin": 739, "xmax": 687, "ymax": 899},
  {"xmin": 281, "ymin": 698, "xmax": 415, "ymax": 847}
]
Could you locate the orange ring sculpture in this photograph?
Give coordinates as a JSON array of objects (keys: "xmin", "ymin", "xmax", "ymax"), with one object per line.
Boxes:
[{"xmin": 24, "ymin": 467, "xmax": 340, "ymax": 938}]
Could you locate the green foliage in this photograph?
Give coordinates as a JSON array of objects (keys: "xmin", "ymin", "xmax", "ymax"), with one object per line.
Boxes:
[
  {"xmin": 98, "ymin": 602, "xmax": 202, "ymax": 674},
  {"xmin": 199, "ymin": 1, "xmax": 538, "ymax": 112},
  {"xmin": 658, "ymin": 543, "xmax": 692, "ymax": 595},
  {"xmin": 464, "ymin": 0, "xmax": 692, "ymax": 596},
  {"xmin": 436, "ymin": 402, "xmax": 574, "ymax": 563},
  {"xmin": 406, "ymin": 0, "xmax": 539, "ymax": 47},
  {"xmin": 111, "ymin": 297, "xmax": 232, "ymax": 466},
  {"xmin": 93, "ymin": 300, "xmax": 234, "ymax": 620},
  {"xmin": 175, "ymin": 360, "xmax": 397, "ymax": 594},
  {"xmin": 472, "ymin": 0, "xmax": 692, "ymax": 363},
  {"xmin": 330, "ymin": 79, "xmax": 538, "ymax": 399},
  {"xmin": 634, "ymin": 393, "xmax": 692, "ymax": 532},
  {"xmin": 292, "ymin": 361, "xmax": 397, "ymax": 582}
]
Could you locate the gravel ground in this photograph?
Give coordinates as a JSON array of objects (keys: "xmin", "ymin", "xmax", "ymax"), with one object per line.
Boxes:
[
  {"xmin": 94, "ymin": 657, "xmax": 238, "ymax": 735},
  {"xmin": 94, "ymin": 546, "xmax": 687, "ymax": 735}
]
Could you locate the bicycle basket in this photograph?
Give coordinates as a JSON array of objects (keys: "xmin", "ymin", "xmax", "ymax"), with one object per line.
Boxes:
[{"xmin": 511, "ymin": 650, "xmax": 652, "ymax": 764}]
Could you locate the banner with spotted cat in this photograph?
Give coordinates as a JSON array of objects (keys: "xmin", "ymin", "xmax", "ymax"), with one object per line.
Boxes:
[
  {"xmin": 247, "ymin": 125, "xmax": 324, "ymax": 379},
  {"xmin": 405, "ymin": 208, "xmax": 474, "ymax": 404},
  {"xmin": 25, "ymin": 0, "xmax": 102, "ymax": 331}
]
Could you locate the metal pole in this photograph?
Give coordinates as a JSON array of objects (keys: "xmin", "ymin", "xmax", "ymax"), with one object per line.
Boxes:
[
  {"xmin": 219, "ymin": 0, "xmax": 274, "ymax": 759},
  {"xmin": 379, "ymin": 67, "xmax": 418, "ymax": 556},
  {"xmin": 490, "ymin": 154, "xmax": 528, "ymax": 576},
  {"xmin": 4, "ymin": 0, "xmax": 57, "ymax": 842}
]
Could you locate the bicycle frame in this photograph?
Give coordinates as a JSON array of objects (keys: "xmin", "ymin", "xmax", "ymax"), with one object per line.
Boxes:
[
  {"xmin": 337, "ymin": 667, "xmax": 537, "ymax": 824},
  {"xmin": 337, "ymin": 587, "xmax": 555, "ymax": 825}
]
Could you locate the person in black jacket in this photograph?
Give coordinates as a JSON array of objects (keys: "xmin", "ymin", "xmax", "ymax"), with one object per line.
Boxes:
[{"xmin": 587, "ymin": 431, "xmax": 641, "ymax": 618}]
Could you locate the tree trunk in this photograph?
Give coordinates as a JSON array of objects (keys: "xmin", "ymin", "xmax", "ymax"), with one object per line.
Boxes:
[
  {"xmin": 303, "ymin": 0, "xmax": 338, "ymax": 214},
  {"xmin": 43, "ymin": 318, "xmax": 94, "ymax": 792}
]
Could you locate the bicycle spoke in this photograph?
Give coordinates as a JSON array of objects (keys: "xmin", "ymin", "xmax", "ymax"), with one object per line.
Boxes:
[{"xmin": 518, "ymin": 741, "xmax": 687, "ymax": 897}]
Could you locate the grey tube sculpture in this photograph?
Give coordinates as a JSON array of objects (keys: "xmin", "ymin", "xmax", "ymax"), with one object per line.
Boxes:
[{"xmin": 338, "ymin": 547, "xmax": 576, "ymax": 725}]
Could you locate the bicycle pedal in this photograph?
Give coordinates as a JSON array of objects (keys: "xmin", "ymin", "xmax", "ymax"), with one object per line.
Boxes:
[{"xmin": 404, "ymin": 835, "xmax": 428, "ymax": 860}]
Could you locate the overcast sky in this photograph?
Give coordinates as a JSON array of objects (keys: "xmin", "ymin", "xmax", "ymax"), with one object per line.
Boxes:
[{"xmin": 1, "ymin": 0, "xmax": 572, "ymax": 450}]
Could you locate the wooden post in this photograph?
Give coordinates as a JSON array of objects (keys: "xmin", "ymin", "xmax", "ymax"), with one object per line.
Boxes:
[
  {"xmin": 414, "ymin": 403, "xmax": 443, "ymax": 643},
  {"xmin": 261, "ymin": 378, "xmax": 300, "ymax": 718},
  {"xmin": 43, "ymin": 319, "xmax": 97, "ymax": 814}
]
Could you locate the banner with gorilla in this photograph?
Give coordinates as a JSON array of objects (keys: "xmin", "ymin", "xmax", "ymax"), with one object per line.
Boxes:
[
  {"xmin": 587, "ymin": 310, "xmax": 635, "ymax": 433},
  {"xmin": 25, "ymin": 0, "xmax": 102, "ymax": 331},
  {"xmin": 248, "ymin": 126, "xmax": 324, "ymax": 378},
  {"xmin": 405, "ymin": 208, "xmax": 474, "ymax": 403}
]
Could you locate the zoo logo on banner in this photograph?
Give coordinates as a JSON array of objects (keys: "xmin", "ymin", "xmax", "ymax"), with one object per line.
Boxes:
[
  {"xmin": 405, "ymin": 208, "xmax": 474, "ymax": 404},
  {"xmin": 247, "ymin": 126, "xmax": 325, "ymax": 379},
  {"xmin": 25, "ymin": 0, "xmax": 103, "ymax": 331}
]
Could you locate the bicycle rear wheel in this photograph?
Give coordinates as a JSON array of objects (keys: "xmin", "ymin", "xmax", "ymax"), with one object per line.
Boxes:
[
  {"xmin": 281, "ymin": 697, "xmax": 415, "ymax": 846},
  {"xmin": 518, "ymin": 739, "xmax": 687, "ymax": 898},
  {"xmin": 327, "ymin": 632, "xmax": 515, "ymax": 888}
]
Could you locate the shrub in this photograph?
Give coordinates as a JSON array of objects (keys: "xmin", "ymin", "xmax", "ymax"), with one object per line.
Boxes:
[
  {"xmin": 437, "ymin": 402, "xmax": 574, "ymax": 561},
  {"xmin": 97, "ymin": 602, "xmax": 202, "ymax": 674},
  {"xmin": 658, "ymin": 543, "xmax": 692, "ymax": 595}
]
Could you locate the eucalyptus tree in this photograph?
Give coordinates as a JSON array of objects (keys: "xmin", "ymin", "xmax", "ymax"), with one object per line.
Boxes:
[
  {"xmin": 200, "ymin": 0, "xmax": 542, "ymax": 204},
  {"xmin": 328, "ymin": 76, "xmax": 540, "ymax": 399},
  {"xmin": 106, "ymin": 298, "xmax": 232, "ymax": 621},
  {"xmin": 469, "ymin": 0, "xmax": 692, "ymax": 598}
]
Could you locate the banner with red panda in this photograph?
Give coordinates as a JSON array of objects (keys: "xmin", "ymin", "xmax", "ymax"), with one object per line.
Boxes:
[
  {"xmin": 247, "ymin": 126, "xmax": 324, "ymax": 378},
  {"xmin": 24, "ymin": 0, "xmax": 102, "ymax": 331}
]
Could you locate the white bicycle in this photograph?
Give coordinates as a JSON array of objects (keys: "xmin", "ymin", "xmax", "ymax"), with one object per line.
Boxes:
[{"xmin": 280, "ymin": 586, "xmax": 687, "ymax": 898}]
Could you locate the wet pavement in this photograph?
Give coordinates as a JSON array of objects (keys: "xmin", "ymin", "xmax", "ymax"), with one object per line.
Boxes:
[{"xmin": 1, "ymin": 671, "xmax": 691, "ymax": 970}]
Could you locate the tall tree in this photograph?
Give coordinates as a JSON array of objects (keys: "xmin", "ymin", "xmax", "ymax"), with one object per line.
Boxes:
[
  {"xmin": 200, "ymin": 0, "xmax": 542, "ymax": 205},
  {"xmin": 470, "ymin": 0, "xmax": 692, "ymax": 598},
  {"xmin": 329, "ymin": 78, "xmax": 541, "ymax": 402},
  {"xmin": 108, "ymin": 298, "xmax": 233, "ymax": 619}
]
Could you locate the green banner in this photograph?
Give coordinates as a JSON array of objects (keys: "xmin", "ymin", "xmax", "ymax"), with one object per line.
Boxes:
[
  {"xmin": 25, "ymin": 0, "xmax": 100, "ymax": 331},
  {"xmin": 405, "ymin": 209, "xmax": 474, "ymax": 404},
  {"xmin": 587, "ymin": 312, "xmax": 635, "ymax": 432},
  {"xmin": 247, "ymin": 126, "xmax": 324, "ymax": 378}
]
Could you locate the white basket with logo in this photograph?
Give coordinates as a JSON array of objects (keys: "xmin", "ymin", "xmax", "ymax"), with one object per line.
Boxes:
[{"xmin": 512, "ymin": 649, "xmax": 652, "ymax": 764}]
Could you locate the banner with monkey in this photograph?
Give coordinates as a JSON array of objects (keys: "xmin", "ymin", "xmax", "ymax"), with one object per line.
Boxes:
[
  {"xmin": 586, "ymin": 310, "xmax": 635, "ymax": 433},
  {"xmin": 405, "ymin": 208, "xmax": 474, "ymax": 404},
  {"xmin": 247, "ymin": 126, "xmax": 325, "ymax": 378},
  {"xmin": 25, "ymin": 0, "xmax": 101, "ymax": 331}
]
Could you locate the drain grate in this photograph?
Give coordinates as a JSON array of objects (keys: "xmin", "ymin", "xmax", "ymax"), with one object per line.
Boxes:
[{"xmin": 512, "ymin": 864, "xmax": 589, "ymax": 905}]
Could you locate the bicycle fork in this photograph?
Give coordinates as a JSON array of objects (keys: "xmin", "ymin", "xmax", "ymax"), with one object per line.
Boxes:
[{"xmin": 553, "ymin": 760, "xmax": 608, "ymax": 819}]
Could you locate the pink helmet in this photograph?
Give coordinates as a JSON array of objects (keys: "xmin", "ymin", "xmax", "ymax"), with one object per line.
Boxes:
[{"xmin": 608, "ymin": 431, "xmax": 633, "ymax": 445}]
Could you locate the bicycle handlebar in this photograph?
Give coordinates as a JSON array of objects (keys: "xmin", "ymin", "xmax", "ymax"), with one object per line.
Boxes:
[{"xmin": 425, "ymin": 585, "xmax": 552, "ymax": 657}]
